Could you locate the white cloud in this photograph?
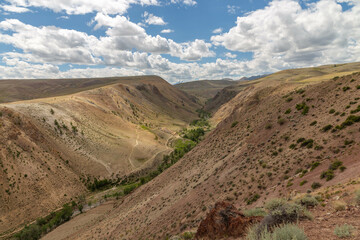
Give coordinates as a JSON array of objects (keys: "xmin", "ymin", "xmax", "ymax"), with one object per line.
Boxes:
[
  {"xmin": 171, "ymin": 0, "xmax": 197, "ymax": 6},
  {"xmin": 227, "ymin": 5, "xmax": 240, "ymax": 14},
  {"xmin": 57, "ymin": 16, "xmax": 69, "ymax": 20},
  {"xmin": 143, "ymin": 11, "xmax": 167, "ymax": 25},
  {"xmin": 161, "ymin": 29, "xmax": 174, "ymax": 33},
  {"xmin": 212, "ymin": 28, "xmax": 222, "ymax": 34},
  {"xmin": 225, "ymin": 52, "xmax": 237, "ymax": 58},
  {"xmin": 93, "ymin": 13, "xmax": 214, "ymax": 61},
  {"xmin": 1, "ymin": 4, "xmax": 30, "ymax": 13},
  {"xmin": 0, "ymin": 19, "xmax": 100, "ymax": 65},
  {"xmin": 213, "ymin": 0, "xmax": 360, "ymax": 70},
  {"xmin": 2, "ymin": 0, "xmax": 199, "ymax": 15},
  {"xmin": 3, "ymin": 0, "xmax": 159, "ymax": 15}
]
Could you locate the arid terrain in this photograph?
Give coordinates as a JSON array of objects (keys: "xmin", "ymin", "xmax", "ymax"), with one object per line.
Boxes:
[
  {"xmin": 1, "ymin": 63, "xmax": 360, "ymax": 240},
  {"xmin": 0, "ymin": 76, "xmax": 200, "ymax": 235}
]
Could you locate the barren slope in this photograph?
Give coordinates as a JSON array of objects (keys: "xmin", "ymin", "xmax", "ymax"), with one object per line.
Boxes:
[
  {"xmin": 63, "ymin": 72, "xmax": 360, "ymax": 240},
  {"xmin": 0, "ymin": 76, "xmax": 200, "ymax": 234}
]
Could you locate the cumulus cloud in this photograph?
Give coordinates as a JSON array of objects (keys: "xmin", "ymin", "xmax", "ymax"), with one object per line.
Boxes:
[
  {"xmin": 93, "ymin": 13, "xmax": 214, "ymax": 60},
  {"xmin": 161, "ymin": 29, "xmax": 174, "ymax": 33},
  {"xmin": 1, "ymin": 4, "xmax": 30, "ymax": 13},
  {"xmin": 143, "ymin": 11, "xmax": 167, "ymax": 25},
  {"xmin": 2, "ymin": 0, "xmax": 199, "ymax": 15},
  {"xmin": 0, "ymin": 19, "xmax": 100, "ymax": 65},
  {"xmin": 225, "ymin": 52, "xmax": 237, "ymax": 58},
  {"xmin": 213, "ymin": 0, "xmax": 360, "ymax": 69},
  {"xmin": 170, "ymin": 0, "xmax": 197, "ymax": 6},
  {"xmin": 212, "ymin": 28, "xmax": 222, "ymax": 34}
]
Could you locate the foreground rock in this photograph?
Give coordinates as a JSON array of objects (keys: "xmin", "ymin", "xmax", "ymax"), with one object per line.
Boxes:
[{"xmin": 195, "ymin": 202, "xmax": 262, "ymax": 239}]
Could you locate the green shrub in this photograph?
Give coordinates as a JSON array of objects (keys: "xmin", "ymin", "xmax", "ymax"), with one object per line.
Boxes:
[
  {"xmin": 231, "ymin": 121, "xmax": 239, "ymax": 128},
  {"xmin": 338, "ymin": 115, "xmax": 360, "ymax": 129},
  {"xmin": 297, "ymin": 138, "xmax": 305, "ymax": 143},
  {"xmin": 277, "ymin": 118, "xmax": 286, "ymax": 125},
  {"xmin": 243, "ymin": 208, "xmax": 267, "ymax": 217},
  {"xmin": 296, "ymin": 195, "xmax": 318, "ymax": 208},
  {"xmin": 123, "ymin": 183, "xmax": 138, "ymax": 195},
  {"xmin": 264, "ymin": 198, "xmax": 287, "ymax": 212},
  {"xmin": 247, "ymin": 193, "xmax": 261, "ymax": 205},
  {"xmin": 322, "ymin": 124, "xmax": 333, "ymax": 132},
  {"xmin": 311, "ymin": 182, "xmax": 321, "ymax": 189},
  {"xmin": 329, "ymin": 160, "xmax": 343, "ymax": 170},
  {"xmin": 300, "ymin": 139, "xmax": 313, "ymax": 148},
  {"xmin": 289, "ymin": 144, "xmax": 296, "ymax": 149},
  {"xmin": 310, "ymin": 161, "xmax": 320, "ymax": 171},
  {"xmin": 320, "ymin": 169, "xmax": 335, "ymax": 181},
  {"xmin": 285, "ymin": 109, "xmax": 291, "ymax": 114},
  {"xmin": 343, "ymin": 86, "xmax": 351, "ymax": 92},
  {"xmin": 296, "ymin": 103, "xmax": 309, "ymax": 115},
  {"xmin": 329, "ymin": 109, "xmax": 336, "ymax": 114},
  {"xmin": 299, "ymin": 180, "xmax": 307, "ymax": 186},
  {"xmin": 265, "ymin": 123, "xmax": 272, "ymax": 129},
  {"xmin": 310, "ymin": 121, "xmax": 317, "ymax": 126},
  {"xmin": 182, "ymin": 232, "xmax": 195, "ymax": 240},
  {"xmin": 357, "ymin": 85, "xmax": 360, "ymax": 89},
  {"xmin": 247, "ymin": 224, "xmax": 308, "ymax": 240},
  {"xmin": 334, "ymin": 224, "xmax": 355, "ymax": 238}
]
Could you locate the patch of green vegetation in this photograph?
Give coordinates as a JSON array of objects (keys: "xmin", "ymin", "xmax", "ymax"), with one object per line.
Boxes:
[
  {"xmin": 296, "ymin": 102, "xmax": 309, "ymax": 115},
  {"xmin": 50, "ymin": 108, "xmax": 54, "ymax": 115},
  {"xmin": 14, "ymin": 204, "xmax": 74, "ymax": 240},
  {"xmin": 286, "ymin": 97, "xmax": 293, "ymax": 102},
  {"xmin": 285, "ymin": 108, "xmax": 291, "ymax": 114},
  {"xmin": 329, "ymin": 109, "xmax": 336, "ymax": 114},
  {"xmin": 277, "ymin": 118, "xmax": 286, "ymax": 125},
  {"xmin": 231, "ymin": 121, "xmax": 239, "ymax": 128},
  {"xmin": 247, "ymin": 224, "xmax": 308, "ymax": 240},
  {"xmin": 140, "ymin": 125, "xmax": 150, "ymax": 131},
  {"xmin": 296, "ymin": 195, "xmax": 318, "ymax": 208},
  {"xmin": 243, "ymin": 208, "xmax": 267, "ymax": 217},
  {"xmin": 336, "ymin": 115, "xmax": 360, "ymax": 130},
  {"xmin": 310, "ymin": 121, "xmax": 317, "ymax": 126},
  {"xmin": 182, "ymin": 128, "xmax": 205, "ymax": 142},
  {"xmin": 320, "ymin": 169, "xmax": 335, "ymax": 181},
  {"xmin": 311, "ymin": 182, "xmax": 322, "ymax": 189},
  {"xmin": 334, "ymin": 224, "xmax": 355, "ymax": 238},
  {"xmin": 350, "ymin": 105, "xmax": 360, "ymax": 114},
  {"xmin": 300, "ymin": 139, "xmax": 314, "ymax": 148},
  {"xmin": 322, "ymin": 124, "xmax": 333, "ymax": 132},
  {"xmin": 246, "ymin": 193, "xmax": 260, "ymax": 205},
  {"xmin": 342, "ymin": 86, "xmax": 351, "ymax": 92},
  {"xmin": 265, "ymin": 123, "xmax": 272, "ymax": 129},
  {"xmin": 299, "ymin": 180, "xmax": 307, "ymax": 186}
]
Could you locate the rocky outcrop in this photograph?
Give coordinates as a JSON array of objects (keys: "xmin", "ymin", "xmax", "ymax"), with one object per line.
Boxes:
[{"xmin": 195, "ymin": 202, "xmax": 262, "ymax": 239}]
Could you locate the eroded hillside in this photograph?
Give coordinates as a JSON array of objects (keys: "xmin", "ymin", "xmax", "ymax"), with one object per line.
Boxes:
[
  {"xmin": 0, "ymin": 76, "xmax": 200, "ymax": 234},
  {"xmin": 61, "ymin": 72, "xmax": 360, "ymax": 239}
]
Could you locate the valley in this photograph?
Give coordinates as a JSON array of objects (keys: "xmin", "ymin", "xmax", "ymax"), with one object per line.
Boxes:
[{"xmin": 1, "ymin": 62, "xmax": 360, "ymax": 240}]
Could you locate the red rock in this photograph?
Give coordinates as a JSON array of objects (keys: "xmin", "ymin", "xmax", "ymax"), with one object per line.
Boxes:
[{"xmin": 195, "ymin": 201, "xmax": 262, "ymax": 240}]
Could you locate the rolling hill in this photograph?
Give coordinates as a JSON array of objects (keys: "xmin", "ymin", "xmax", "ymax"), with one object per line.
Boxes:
[
  {"xmin": 174, "ymin": 79, "xmax": 238, "ymax": 104},
  {"xmin": 43, "ymin": 69, "xmax": 360, "ymax": 239},
  {"xmin": 0, "ymin": 76, "xmax": 200, "ymax": 235}
]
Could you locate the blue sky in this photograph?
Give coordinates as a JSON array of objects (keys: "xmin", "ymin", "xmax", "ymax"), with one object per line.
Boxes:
[{"xmin": 0, "ymin": 0, "xmax": 359, "ymax": 82}]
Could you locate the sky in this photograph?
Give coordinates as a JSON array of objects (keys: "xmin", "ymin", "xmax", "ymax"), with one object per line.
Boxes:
[{"xmin": 0, "ymin": 0, "xmax": 359, "ymax": 83}]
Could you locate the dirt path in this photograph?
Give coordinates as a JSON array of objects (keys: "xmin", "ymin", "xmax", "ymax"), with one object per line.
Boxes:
[{"xmin": 128, "ymin": 128, "xmax": 139, "ymax": 169}]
